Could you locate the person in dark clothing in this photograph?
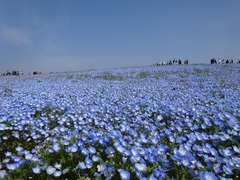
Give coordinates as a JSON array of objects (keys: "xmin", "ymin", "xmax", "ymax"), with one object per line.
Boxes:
[{"xmin": 178, "ymin": 59, "xmax": 182, "ymax": 65}]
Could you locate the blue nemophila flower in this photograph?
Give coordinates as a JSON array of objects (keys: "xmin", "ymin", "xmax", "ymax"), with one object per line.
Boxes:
[
  {"xmin": 54, "ymin": 170, "xmax": 62, "ymax": 177},
  {"xmin": 176, "ymin": 136, "xmax": 187, "ymax": 144},
  {"xmin": 99, "ymin": 138, "xmax": 107, "ymax": 146},
  {"xmin": 5, "ymin": 152, "xmax": 12, "ymax": 157},
  {"xmin": 199, "ymin": 171, "xmax": 218, "ymax": 180},
  {"xmin": 75, "ymin": 162, "xmax": 86, "ymax": 170},
  {"xmin": 32, "ymin": 166, "xmax": 41, "ymax": 174},
  {"xmin": 208, "ymin": 147, "xmax": 218, "ymax": 157},
  {"xmin": 81, "ymin": 148, "xmax": 89, "ymax": 156},
  {"xmin": 89, "ymin": 146, "xmax": 96, "ymax": 154},
  {"xmin": 120, "ymin": 139, "xmax": 128, "ymax": 148},
  {"xmin": 104, "ymin": 165, "xmax": 116, "ymax": 179},
  {"xmin": 105, "ymin": 147, "xmax": 115, "ymax": 158},
  {"xmin": 130, "ymin": 155, "xmax": 141, "ymax": 163},
  {"xmin": 12, "ymin": 156, "xmax": 21, "ymax": 163},
  {"xmin": 48, "ymin": 148, "xmax": 54, "ymax": 153},
  {"xmin": 77, "ymin": 140, "xmax": 84, "ymax": 147},
  {"xmin": 82, "ymin": 135, "xmax": 88, "ymax": 142},
  {"xmin": 54, "ymin": 162, "xmax": 62, "ymax": 169},
  {"xmin": 219, "ymin": 148, "xmax": 234, "ymax": 157},
  {"xmin": 97, "ymin": 163, "xmax": 107, "ymax": 173},
  {"xmin": 0, "ymin": 170, "xmax": 7, "ymax": 179},
  {"xmin": 146, "ymin": 153, "xmax": 156, "ymax": 164},
  {"xmin": 219, "ymin": 177, "xmax": 228, "ymax": 180},
  {"xmin": 2, "ymin": 136, "xmax": 8, "ymax": 140},
  {"xmin": 223, "ymin": 165, "xmax": 233, "ymax": 175},
  {"xmin": 52, "ymin": 142, "xmax": 60, "ymax": 152},
  {"xmin": 149, "ymin": 174, "xmax": 157, "ymax": 180},
  {"xmin": 159, "ymin": 168, "xmax": 169, "ymax": 179},
  {"xmin": 161, "ymin": 160, "xmax": 173, "ymax": 170},
  {"xmin": 92, "ymin": 155, "xmax": 100, "ymax": 162},
  {"xmin": 135, "ymin": 170, "xmax": 146, "ymax": 179},
  {"xmin": 123, "ymin": 149, "xmax": 131, "ymax": 157},
  {"xmin": 63, "ymin": 167, "xmax": 70, "ymax": 174},
  {"xmin": 135, "ymin": 163, "xmax": 147, "ymax": 172},
  {"xmin": 93, "ymin": 172, "xmax": 102, "ymax": 178},
  {"xmin": 131, "ymin": 147, "xmax": 140, "ymax": 156},
  {"xmin": 195, "ymin": 132, "xmax": 203, "ymax": 141},
  {"xmin": 3, "ymin": 159, "xmax": 10, "ymax": 164},
  {"xmin": 233, "ymin": 145, "xmax": 240, "ymax": 154},
  {"xmin": 202, "ymin": 145, "xmax": 211, "ymax": 154},
  {"xmin": 181, "ymin": 157, "xmax": 191, "ymax": 167},
  {"xmin": 59, "ymin": 126, "xmax": 66, "ymax": 132},
  {"xmin": 85, "ymin": 157, "xmax": 93, "ymax": 168},
  {"xmin": 169, "ymin": 135, "xmax": 175, "ymax": 142},
  {"xmin": 151, "ymin": 137, "xmax": 159, "ymax": 145},
  {"xmin": 16, "ymin": 147, "xmax": 23, "ymax": 153},
  {"xmin": 213, "ymin": 163, "xmax": 222, "ymax": 174},
  {"xmin": 183, "ymin": 142, "xmax": 193, "ymax": 152},
  {"xmin": 68, "ymin": 144, "xmax": 78, "ymax": 153},
  {"xmin": 228, "ymin": 129, "xmax": 238, "ymax": 136},
  {"xmin": 6, "ymin": 163, "xmax": 18, "ymax": 171},
  {"xmin": 157, "ymin": 145, "xmax": 168, "ymax": 155},
  {"xmin": 232, "ymin": 156, "xmax": 240, "ymax": 167},
  {"xmin": 174, "ymin": 146, "xmax": 187, "ymax": 157},
  {"xmin": 118, "ymin": 169, "xmax": 130, "ymax": 180},
  {"xmin": 116, "ymin": 145, "xmax": 125, "ymax": 153},
  {"xmin": 25, "ymin": 152, "xmax": 33, "ymax": 160},
  {"xmin": 46, "ymin": 166, "xmax": 56, "ymax": 175}
]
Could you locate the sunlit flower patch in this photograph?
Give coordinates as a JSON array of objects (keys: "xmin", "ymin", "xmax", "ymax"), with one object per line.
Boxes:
[{"xmin": 0, "ymin": 64, "xmax": 239, "ymax": 179}]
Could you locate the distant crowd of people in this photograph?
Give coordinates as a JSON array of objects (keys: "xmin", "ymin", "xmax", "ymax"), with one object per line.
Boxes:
[
  {"xmin": 0, "ymin": 70, "xmax": 23, "ymax": 76},
  {"xmin": 152, "ymin": 59, "xmax": 189, "ymax": 66},
  {"xmin": 210, "ymin": 58, "xmax": 240, "ymax": 64},
  {"xmin": 0, "ymin": 70, "xmax": 42, "ymax": 76},
  {"xmin": 152, "ymin": 58, "xmax": 240, "ymax": 66}
]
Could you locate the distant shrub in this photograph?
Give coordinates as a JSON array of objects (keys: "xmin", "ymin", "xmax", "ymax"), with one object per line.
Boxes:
[
  {"xmin": 193, "ymin": 68, "xmax": 210, "ymax": 75},
  {"xmin": 138, "ymin": 71, "xmax": 150, "ymax": 78},
  {"xmin": 101, "ymin": 72, "xmax": 123, "ymax": 81},
  {"xmin": 66, "ymin": 74, "xmax": 74, "ymax": 79}
]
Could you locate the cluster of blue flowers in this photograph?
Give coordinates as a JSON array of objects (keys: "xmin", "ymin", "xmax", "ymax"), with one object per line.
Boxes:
[{"xmin": 0, "ymin": 64, "xmax": 239, "ymax": 179}]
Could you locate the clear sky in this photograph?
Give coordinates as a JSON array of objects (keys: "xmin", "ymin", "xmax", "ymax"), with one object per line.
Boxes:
[{"xmin": 0, "ymin": 0, "xmax": 240, "ymax": 73}]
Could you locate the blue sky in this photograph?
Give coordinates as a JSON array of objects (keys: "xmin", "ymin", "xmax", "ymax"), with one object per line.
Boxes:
[{"xmin": 0, "ymin": 0, "xmax": 240, "ymax": 73}]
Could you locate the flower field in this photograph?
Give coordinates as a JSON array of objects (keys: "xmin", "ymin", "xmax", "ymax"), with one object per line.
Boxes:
[{"xmin": 0, "ymin": 64, "xmax": 239, "ymax": 180}]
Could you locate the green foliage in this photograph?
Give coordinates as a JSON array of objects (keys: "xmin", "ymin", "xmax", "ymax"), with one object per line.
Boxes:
[
  {"xmin": 0, "ymin": 129, "xmax": 37, "ymax": 161},
  {"xmin": 66, "ymin": 74, "xmax": 74, "ymax": 79},
  {"xmin": 101, "ymin": 72, "xmax": 123, "ymax": 81},
  {"xmin": 138, "ymin": 71, "xmax": 150, "ymax": 78},
  {"xmin": 193, "ymin": 68, "xmax": 210, "ymax": 75},
  {"xmin": 166, "ymin": 161, "xmax": 193, "ymax": 180},
  {"xmin": 3, "ymin": 85, "xmax": 13, "ymax": 97},
  {"xmin": 6, "ymin": 162, "xmax": 38, "ymax": 180},
  {"xmin": 32, "ymin": 106, "xmax": 66, "ymax": 130}
]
